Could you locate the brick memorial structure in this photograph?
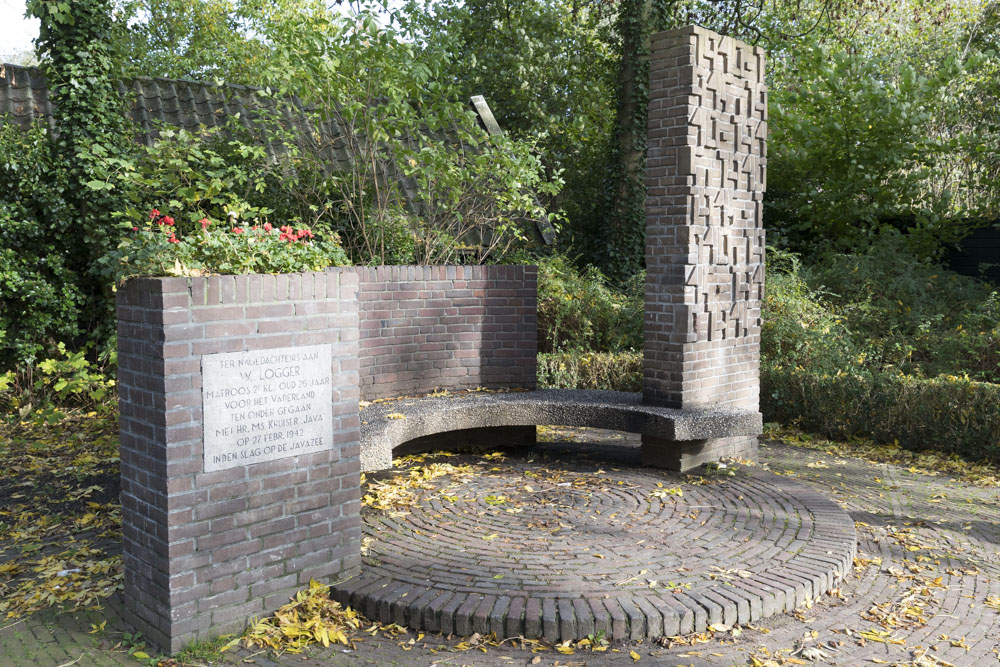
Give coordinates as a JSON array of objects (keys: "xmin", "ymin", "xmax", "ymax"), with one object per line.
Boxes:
[
  {"xmin": 117, "ymin": 267, "xmax": 538, "ymax": 651},
  {"xmin": 116, "ymin": 25, "xmax": 770, "ymax": 652},
  {"xmin": 116, "ymin": 272, "xmax": 363, "ymax": 652},
  {"xmin": 642, "ymin": 26, "xmax": 767, "ymax": 469}
]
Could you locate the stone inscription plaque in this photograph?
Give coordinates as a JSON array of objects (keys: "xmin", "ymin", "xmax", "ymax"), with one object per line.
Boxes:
[{"xmin": 202, "ymin": 344, "xmax": 333, "ymax": 472}]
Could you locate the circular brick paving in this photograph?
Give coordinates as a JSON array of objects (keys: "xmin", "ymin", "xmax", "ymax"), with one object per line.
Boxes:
[
  {"xmin": 332, "ymin": 448, "xmax": 856, "ymax": 642},
  {"xmin": 9, "ymin": 433, "xmax": 1000, "ymax": 665}
]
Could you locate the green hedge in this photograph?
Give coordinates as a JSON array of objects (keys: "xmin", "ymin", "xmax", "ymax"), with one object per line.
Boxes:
[
  {"xmin": 537, "ymin": 351, "xmax": 641, "ymax": 392},
  {"xmin": 763, "ymin": 366, "xmax": 1000, "ymax": 462}
]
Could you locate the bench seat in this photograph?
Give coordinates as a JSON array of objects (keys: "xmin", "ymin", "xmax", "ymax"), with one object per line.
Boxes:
[{"xmin": 359, "ymin": 389, "xmax": 762, "ymax": 471}]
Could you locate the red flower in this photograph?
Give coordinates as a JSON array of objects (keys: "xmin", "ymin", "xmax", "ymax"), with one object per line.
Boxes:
[
  {"xmin": 200, "ymin": 218, "xmax": 210, "ymax": 230},
  {"xmin": 232, "ymin": 227, "xmax": 244, "ymax": 234},
  {"xmin": 167, "ymin": 235, "xmax": 180, "ymax": 244},
  {"xmin": 132, "ymin": 226, "xmax": 139, "ymax": 231},
  {"xmin": 163, "ymin": 216, "xmax": 175, "ymax": 226},
  {"xmin": 149, "ymin": 209, "xmax": 160, "ymax": 220},
  {"xmin": 263, "ymin": 222, "xmax": 272, "ymax": 232}
]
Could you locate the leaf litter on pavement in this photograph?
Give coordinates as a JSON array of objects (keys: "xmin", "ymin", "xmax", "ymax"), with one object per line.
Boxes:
[
  {"xmin": 0, "ymin": 412, "xmax": 123, "ymax": 620},
  {"xmin": 3, "ymin": 414, "xmax": 998, "ymax": 665}
]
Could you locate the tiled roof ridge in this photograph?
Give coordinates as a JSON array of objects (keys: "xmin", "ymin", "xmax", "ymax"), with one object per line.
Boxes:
[
  {"xmin": 1, "ymin": 62, "xmax": 310, "ymax": 132},
  {"xmin": 2, "ymin": 62, "xmax": 275, "ymax": 94}
]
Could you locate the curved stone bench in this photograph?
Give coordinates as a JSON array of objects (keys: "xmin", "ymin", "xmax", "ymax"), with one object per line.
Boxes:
[{"xmin": 359, "ymin": 389, "xmax": 762, "ymax": 471}]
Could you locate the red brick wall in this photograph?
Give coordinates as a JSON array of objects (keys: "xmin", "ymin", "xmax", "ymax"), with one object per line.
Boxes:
[{"xmin": 352, "ymin": 265, "xmax": 537, "ymax": 400}]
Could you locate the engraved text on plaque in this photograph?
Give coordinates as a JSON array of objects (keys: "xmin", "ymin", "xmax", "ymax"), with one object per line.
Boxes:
[{"xmin": 202, "ymin": 344, "xmax": 333, "ymax": 472}]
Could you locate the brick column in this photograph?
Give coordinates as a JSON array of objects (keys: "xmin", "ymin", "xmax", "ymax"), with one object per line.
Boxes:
[
  {"xmin": 642, "ymin": 26, "xmax": 767, "ymax": 469},
  {"xmin": 117, "ymin": 271, "xmax": 362, "ymax": 653}
]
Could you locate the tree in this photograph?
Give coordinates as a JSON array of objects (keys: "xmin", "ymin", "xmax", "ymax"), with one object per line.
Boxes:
[
  {"xmin": 112, "ymin": 0, "xmax": 334, "ymax": 83},
  {"xmin": 762, "ymin": 0, "xmax": 1000, "ymax": 256},
  {"xmin": 400, "ymin": 0, "xmax": 619, "ymax": 257},
  {"xmin": 599, "ymin": 0, "xmax": 656, "ymax": 282},
  {"xmin": 262, "ymin": 7, "xmax": 562, "ymax": 264}
]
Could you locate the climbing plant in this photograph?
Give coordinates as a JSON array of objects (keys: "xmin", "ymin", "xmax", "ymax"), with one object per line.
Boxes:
[
  {"xmin": 25, "ymin": 0, "xmax": 136, "ymax": 349},
  {"xmin": 598, "ymin": 0, "xmax": 686, "ymax": 283}
]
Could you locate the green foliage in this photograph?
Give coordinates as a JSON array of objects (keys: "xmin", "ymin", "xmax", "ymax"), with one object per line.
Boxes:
[
  {"xmin": 761, "ymin": 248, "xmax": 857, "ymax": 375},
  {"xmin": 764, "ymin": 241, "xmax": 1000, "ymax": 382},
  {"xmin": 110, "ymin": 215, "xmax": 348, "ymax": 280},
  {"xmin": 761, "ymin": 0, "xmax": 1000, "ymax": 257},
  {"xmin": 401, "ymin": 0, "xmax": 618, "ymax": 255},
  {"xmin": 0, "ymin": 125, "xmax": 84, "ymax": 368},
  {"xmin": 806, "ymin": 239, "xmax": 1000, "ymax": 381},
  {"xmin": 116, "ymin": 0, "xmax": 304, "ymax": 85},
  {"xmin": 105, "ymin": 125, "xmax": 275, "ymax": 231},
  {"xmin": 254, "ymin": 6, "xmax": 562, "ymax": 265},
  {"xmin": 762, "ymin": 240, "xmax": 1000, "ymax": 461},
  {"xmin": 596, "ymin": 0, "xmax": 656, "ymax": 282},
  {"xmin": 0, "ymin": 238, "xmax": 82, "ymax": 369},
  {"xmin": 762, "ymin": 368, "xmax": 1000, "ymax": 462},
  {"xmin": 536, "ymin": 255, "xmax": 643, "ymax": 353},
  {"xmin": 537, "ymin": 351, "xmax": 642, "ymax": 392},
  {"xmin": 92, "ymin": 116, "xmax": 338, "ymax": 237},
  {"xmin": 766, "ymin": 37, "xmax": 956, "ymax": 254},
  {"xmin": 6, "ymin": 0, "xmax": 563, "ymax": 370},
  {"xmin": 26, "ymin": 0, "xmax": 136, "ymax": 351},
  {"xmin": 113, "ymin": 0, "xmax": 331, "ymax": 83},
  {"xmin": 0, "ymin": 343, "xmax": 116, "ymax": 423}
]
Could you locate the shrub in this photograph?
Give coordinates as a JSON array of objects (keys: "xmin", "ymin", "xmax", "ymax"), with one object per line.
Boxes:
[
  {"xmin": 0, "ymin": 343, "xmax": 116, "ymax": 423},
  {"xmin": 0, "ymin": 124, "xmax": 84, "ymax": 368},
  {"xmin": 103, "ymin": 124, "xmax": 284, "ymax": 232},
  {"xmin": 536, "ymin": 255, "xmax": 642, "ymax": 353},
  {"xmin": 537, "ymin": 351, "xmax": 641, "ymax": 392},
  {"xmin": 804, "ymin": 239, "xmax": 1000, "ymax": 381},
  {"xmin": 261, "ymin": 6, "xmax": 563, "ymax": 266},
  {"xmin": 762, "ymin": 243, "xmax": 1000, "ymax": 460},
  {"xmin": 766, "ymin": 38, "xmax": 957, "ymax": 256},
  {"xmin": 761, "ymin": 248, "xmax": 858, "ymax": 375},
  {"xmin": 762, "ymin": 367, "xmax": 1000, "ymax": 462},
  {"xmin": 0, "ymin": 212, "xmax": 84, "ymax": 368}
]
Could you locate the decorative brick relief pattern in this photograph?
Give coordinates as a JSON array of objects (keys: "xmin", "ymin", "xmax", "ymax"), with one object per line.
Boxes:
[
  {"xmin": 644, "ymin": 25, "xmax": 766, "ymax": 411},
  {"xmin": 116, "ymin": 272, "xmax": 362, "ymax": 653},
  {"xmin": 353, "ymin": 265, "xmax": 537, "ymax": 401}
]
